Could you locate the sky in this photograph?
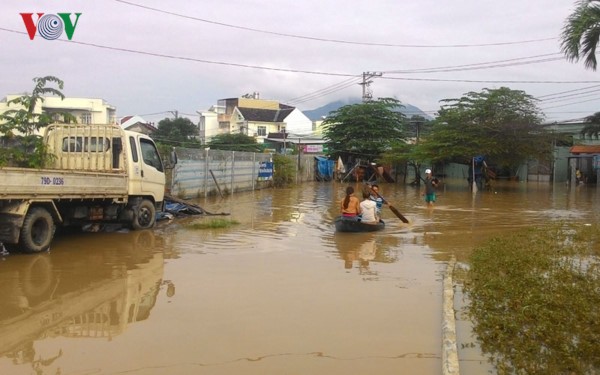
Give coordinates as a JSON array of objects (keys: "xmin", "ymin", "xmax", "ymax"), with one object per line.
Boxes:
[{"xmin": 2, "ymin": 0, "xmax": 600, "ymax": 125}]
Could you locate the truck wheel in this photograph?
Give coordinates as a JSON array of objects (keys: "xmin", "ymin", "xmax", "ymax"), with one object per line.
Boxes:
[
  {"xmin": 20, "ymin": 207, "xmax": 55, "ymax": 253},
  {"xmin": 132, "ymin": 199, "xmax": 156, "ymax": 230}
]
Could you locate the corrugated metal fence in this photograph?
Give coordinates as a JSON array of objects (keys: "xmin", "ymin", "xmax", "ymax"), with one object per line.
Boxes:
[{"xmin": 169, "ymin": 147, "xmax": 318, "ymax": 199}]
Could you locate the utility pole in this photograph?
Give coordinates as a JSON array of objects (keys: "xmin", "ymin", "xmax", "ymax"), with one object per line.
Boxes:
[
  {"xmin": 169, "ymin": 110, "xmax": 179, "ymax": 119},
  {"xmin": 360, "ymin": 71, "xmax": 382, "ymax": 102}
]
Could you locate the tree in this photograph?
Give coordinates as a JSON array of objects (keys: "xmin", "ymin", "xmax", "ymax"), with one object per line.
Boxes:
[
  {"xmin": 418, "ymin": 87, "xmax": 554, "ymax": 175},
  {"xmin": 0, "ymin": 76, "xmax": 69, "ymax": 167},
  {"xmin": 581, "ymin": 111, "xmax": 600, "ymax": 138},
  {"xmin": 322, "ymin": 98, "xmax": 407, "ymax": 162},
  {"xmin": 151, "ymin": 117, "xmax": 201, "ymax": 148},
  {"xmin": 381, "ymin": 115, "xmax": 434, "ymax": 185},
  {"xmin": 561, "ymin": 0, "xmax": 600, "ymax": 70},
  {"xmin": 207, "ymin": 133, "xmax": 262, "ymax": 152}
]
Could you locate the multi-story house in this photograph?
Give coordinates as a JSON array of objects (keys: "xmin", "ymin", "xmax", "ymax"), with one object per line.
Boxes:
[
  {"xmin": 198, "ymin": 94, "xmax": 312, "ymax": 144},
  {"xmin": 0, "ymin": 95, "xmax": 116, "ymax": 127}
]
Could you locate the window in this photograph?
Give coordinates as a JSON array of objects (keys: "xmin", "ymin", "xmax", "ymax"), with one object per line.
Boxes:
[
  {"xmin": 81, "ymin": 112, "xmax": 92, "ymax": 124},
  {"xmin": 140, "ymin": 138, "xmax": 163, "ymax": 172},
  {"xmin": 61, "ymin": 137, "xmax": 110, "ymax": 152},
  {"xmin": 129, "ymin": 136, "xmax": 138, "ymax": 162},
  {"xmin": 257, "ymin": 126, "xmax": 267, "ymax": 136},
  {"xmin": 62, "ymin": 137, "xmax": 82, "ymax": 152}
]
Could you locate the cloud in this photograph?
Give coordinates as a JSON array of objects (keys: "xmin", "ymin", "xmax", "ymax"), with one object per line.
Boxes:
[{"xmin": 1, "ymin": 0, "xmax": 598, "ymax": 123}]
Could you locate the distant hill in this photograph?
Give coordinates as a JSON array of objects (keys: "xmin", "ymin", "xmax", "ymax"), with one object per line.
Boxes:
[{"xmin": 302, "ymin": 98, "xmax": 433, "ymax": 121}]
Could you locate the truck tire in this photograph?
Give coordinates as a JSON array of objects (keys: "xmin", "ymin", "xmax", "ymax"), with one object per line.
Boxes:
[
  {"xmin": 132, "ymin": 199, "xmax": 156, "ymax": 230},
  {"xmin": 20, "ymin": 207, "xmax": 55, "ymax": 253}
]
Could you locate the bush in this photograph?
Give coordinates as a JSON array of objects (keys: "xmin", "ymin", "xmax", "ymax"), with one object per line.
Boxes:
[
  {"xmin": 272, "ymin": 154, "xmax": 295, "ymax": 187},
  {"xmin": 464, "ymin": 223, "xmax": 600, "ymax": 374}
]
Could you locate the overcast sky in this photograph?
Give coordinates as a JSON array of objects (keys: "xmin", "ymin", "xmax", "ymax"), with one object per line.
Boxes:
[{"xmin": 2, "ymin": 0, "xmax": 599, "ymax": 124}]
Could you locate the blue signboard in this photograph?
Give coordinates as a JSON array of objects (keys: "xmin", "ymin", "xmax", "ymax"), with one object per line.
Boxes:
[{"xmin": 258, "ymin": 161, "xmax": 273, "ymax": 181}]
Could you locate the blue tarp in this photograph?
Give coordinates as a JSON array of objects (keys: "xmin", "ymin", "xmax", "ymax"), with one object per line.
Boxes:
[{"xmin": 315, "ymin": 156, "xmax": 334, "ymax": 181}]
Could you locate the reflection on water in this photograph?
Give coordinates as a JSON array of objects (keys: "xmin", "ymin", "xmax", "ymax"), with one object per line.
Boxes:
[
  {"xmin": 0, "ymin": 230, "xmax": 168, "ymax": 373},
  {"xmin": 0, "ymin": 180, "xmax": 598, "ymax": 374}
]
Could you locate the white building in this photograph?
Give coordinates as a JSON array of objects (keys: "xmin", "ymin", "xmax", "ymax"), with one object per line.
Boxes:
[
  {"xmin": 0, "ymin": 95, "xmax": 116, "ymax": 126},
  {"xmin": 198, "ymin": 95, "xmax": 313, "ymax": 144}
]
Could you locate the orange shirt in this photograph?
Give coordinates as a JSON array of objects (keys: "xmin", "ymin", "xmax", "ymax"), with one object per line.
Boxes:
[{"xmin": 341, "ymin": 195, "xmax": 361, "ymax": 216}]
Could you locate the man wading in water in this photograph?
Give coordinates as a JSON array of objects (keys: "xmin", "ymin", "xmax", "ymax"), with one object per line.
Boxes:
[{"xmin": 422, "ymin": 169, "xmax": 438, "ymax": 208}]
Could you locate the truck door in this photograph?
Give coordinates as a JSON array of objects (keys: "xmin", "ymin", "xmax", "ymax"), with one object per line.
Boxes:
[{"xmin": 128, "ymin": 135, "xmax": 165, "ymax": 201}]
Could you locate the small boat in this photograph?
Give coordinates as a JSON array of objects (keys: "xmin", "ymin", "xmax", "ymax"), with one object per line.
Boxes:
[{"xmin": 334, "ymin": 216, "xmax": 385, "ymax": 233}]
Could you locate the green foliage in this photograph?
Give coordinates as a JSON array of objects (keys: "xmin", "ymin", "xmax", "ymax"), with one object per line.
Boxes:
[
  {"xmin": 0, "ymin": 76, "xmax": 67, "ymax": 167},
  {"xmin": 187, "ymin": 218, "xmax": 240, "ymax": 229},
  {"xmin": 0, "ymin": 76, "xmax": 66, "ymax": 137},
  {"xmin": 272, "ymin": 154, "xmax": 295, "ymax": 187},
  {"xmin": 561, "ymin": 0, "xmax": 600, "ymax": 70},
  {"xmin": 419, "ymin": 87, "xmax": 554, "ymax": 173},
  {"xmin": 322, "ymin": 98, "xmax": 407, "ymax": 160},
  {"xmin": 465, "ymin": 223, "xmax": 600, "ymax": 374},
  {"xmin": 208, "ymin": 133, "xmax": 262, "ymax": 152},
  {"xmin": 151, "ymin": 117, "xmax": 201, "ymax": 148},
  {"xmin": 581, "ymin": 111, "xmax": 600, "ymax": 139}
]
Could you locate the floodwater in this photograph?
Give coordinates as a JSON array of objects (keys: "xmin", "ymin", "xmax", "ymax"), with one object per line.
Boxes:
[{"xmin": 0, "ymin": 180, "xmax": 598, "ymax": 375}]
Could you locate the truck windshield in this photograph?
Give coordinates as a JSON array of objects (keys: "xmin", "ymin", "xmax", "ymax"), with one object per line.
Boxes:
[{"xmin": 140, "ymin": 139, "xmax": 163, "ymax": 172}]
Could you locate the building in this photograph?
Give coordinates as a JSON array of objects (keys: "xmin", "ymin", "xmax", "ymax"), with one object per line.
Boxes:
[
  {"xmin": 119, "ymin": 115, "xmax": 157, "ymax": 135},
  {"xmin": 541, "ymin": 120, "xmax": 600, "ymax": 184},
  {"xmin": 0, "ymin": 95, "xmax": 117, "ymax": 127},
  {"xmin": 198, "ymin": 94, "xmax": 313, "ymax": 144},
  {"xmin": 197, "ymin": 105, "xmax": 225, "ymax": 145}
]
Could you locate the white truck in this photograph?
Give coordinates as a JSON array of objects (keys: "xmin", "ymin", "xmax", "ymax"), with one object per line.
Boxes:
[{"xmin": 0, "ymin": 123, "xmax": 166, "ymax": 253}]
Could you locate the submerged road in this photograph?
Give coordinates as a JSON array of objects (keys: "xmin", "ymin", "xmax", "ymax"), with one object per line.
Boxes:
[{"xmin": 0, "ymin": 180, "xmax": 598, "ymax": 374}]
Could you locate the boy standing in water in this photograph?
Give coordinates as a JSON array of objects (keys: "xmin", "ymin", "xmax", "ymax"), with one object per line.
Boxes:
[{"xmin": 422, "ymin": 169, "xmax": 438, "ymax": 207}]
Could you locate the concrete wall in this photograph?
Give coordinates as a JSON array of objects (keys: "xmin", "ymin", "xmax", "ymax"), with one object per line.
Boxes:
[{"xmin": 169, "ymin": 148, "xmax": 318, "ymax": 199}]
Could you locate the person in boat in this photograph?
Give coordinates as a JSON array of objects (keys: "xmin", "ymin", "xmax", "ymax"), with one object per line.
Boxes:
[
  {"xmin": 340, "ymin": 186, "xmax": 361, "ymax": 219},
  {"xmin": 360, "ymin": 189, "xmax": 379, "ymax": 224},
  {"xmin": 368, "ymin": 184, "xmax": 388, "ymax": 216}
]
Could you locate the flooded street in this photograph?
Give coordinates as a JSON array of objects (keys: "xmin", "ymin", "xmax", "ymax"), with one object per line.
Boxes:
[{"xmin": 1, "ymin": 180, "xmax": 599, "ymax": 375}]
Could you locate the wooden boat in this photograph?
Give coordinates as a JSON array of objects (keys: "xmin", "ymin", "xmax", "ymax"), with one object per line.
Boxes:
[{"xmin": 334, "ymin": 216, "xmax": 385, "ymax": 233}]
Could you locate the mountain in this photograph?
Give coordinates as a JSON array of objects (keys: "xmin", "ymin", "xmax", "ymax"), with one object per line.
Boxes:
[{"xmin": 302, "ymin": 98, "xmax": 433, "ymax": 121}]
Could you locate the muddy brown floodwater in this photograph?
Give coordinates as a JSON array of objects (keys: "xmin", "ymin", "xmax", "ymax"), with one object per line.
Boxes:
[{"xmin": 0, "ymin": 180, "xmax": 598, "ymax": 375}]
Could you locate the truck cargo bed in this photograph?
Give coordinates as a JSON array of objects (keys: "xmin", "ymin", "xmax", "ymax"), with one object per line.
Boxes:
[{"xmin": 0, "ymin": 167, "xmax": 128, "ymax": 200}]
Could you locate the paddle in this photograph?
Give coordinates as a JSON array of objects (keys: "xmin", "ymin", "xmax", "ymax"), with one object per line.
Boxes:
[{"xmin": 367, "ymin": 185, "xmax": 409, "ymax": 223}]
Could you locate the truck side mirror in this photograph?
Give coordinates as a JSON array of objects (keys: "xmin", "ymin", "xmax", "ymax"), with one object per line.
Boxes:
[{"xmin": 169, "ymin": 150, "xmax": 178, "ymax": 166}]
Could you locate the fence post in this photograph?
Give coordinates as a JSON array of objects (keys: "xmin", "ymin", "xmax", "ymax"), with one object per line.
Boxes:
[
  {"xmin": 204, "ymin": 148, "xmax": 209, "ymax": 197},
  {"xmin": 231, "ymin": 150, "xmax": 235, "ymax": 194},
  {"xmin": 252, "ymin": 152, "xmax": 256, "ymax": 190}
]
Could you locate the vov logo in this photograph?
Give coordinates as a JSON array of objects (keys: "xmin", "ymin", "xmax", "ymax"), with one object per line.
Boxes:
[{"xmin": 20, "ymin": 13, "xmax": 82, "ymax": 40}]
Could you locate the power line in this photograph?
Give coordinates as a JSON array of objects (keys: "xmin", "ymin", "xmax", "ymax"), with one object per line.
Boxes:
[
  {"xmin": 384, "ymin": 56, "xmax": 564, "ymax": 75},
  {"xmin": 285, "ymin": 76, "xmax": 363, "ymax": 105},
  {"xmin": 540, "ymin": 96, "xmax": 600, "ymax": 110},
  {"xmin": 3, "ymin": 27, "xmax": 596, "ymax": 86},
  {"xmin": 114, "ymin": 0, "xmax": 557, "ymax": 49},
  {"xmin": 539, "ymin": 89, "xmax": 600, "ymax": 104},
  {"xmin": 0, "ymin": 28, "xmax": 356, "ymax": 78},
  {"xmin": 380, "ymin": 75, "xmax": 600, "ymax": 84},
  {"xmin": 536, "ymin": 84, "xmax": 600, "ymax": 99}
]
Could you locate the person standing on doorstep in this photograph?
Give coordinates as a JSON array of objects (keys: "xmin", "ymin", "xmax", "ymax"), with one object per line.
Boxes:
[
  {"xmin": 341, "ymin": 186, "xmax": 361, "ymax": 219},
  {"xmin": 360, "ymin": 188, "xmax": 379, "ymax": 224},
  {"xmin": 422, "ymin": 169, "xmax": 438, "ymax": 207}
]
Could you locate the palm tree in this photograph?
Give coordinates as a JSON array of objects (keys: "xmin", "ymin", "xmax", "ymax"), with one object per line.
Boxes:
[
  {"xmin": 581, "ymin": 112, "xmax": 600, "ymax": 139},
  {"xmin": 561, "ymin": 0, "xmax": 600, "ymax": 71}
]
